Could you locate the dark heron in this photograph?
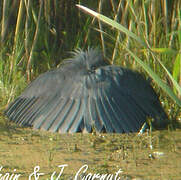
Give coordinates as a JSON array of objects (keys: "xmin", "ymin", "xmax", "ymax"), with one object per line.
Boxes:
[{"xmin": 5, "ymin": 48, "xmax": 168, "ymax": 133}]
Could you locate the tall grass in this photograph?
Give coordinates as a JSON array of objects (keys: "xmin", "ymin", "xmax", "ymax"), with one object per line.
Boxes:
[
  {"xmin": 0, "ymin": 0, "xmax": 180, "ymax": 120},
  {"xmin": 0, "ymin": 0, "xmax": 94, "ymax": 105}
]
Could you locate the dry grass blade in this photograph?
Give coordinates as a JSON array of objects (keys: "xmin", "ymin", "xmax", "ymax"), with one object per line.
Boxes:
[
  {"xmin": 14, "ymin": 0, "xmax": 24, "ymax": 47},
  {"xmin": 26, "ymin": 0, "xmax": 43, "ymax": 81}
]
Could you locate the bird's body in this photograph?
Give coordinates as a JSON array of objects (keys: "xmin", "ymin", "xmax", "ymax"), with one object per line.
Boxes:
[{"xmin": 5, "ymin": 48, "xmax": 168, "ymax": 133}]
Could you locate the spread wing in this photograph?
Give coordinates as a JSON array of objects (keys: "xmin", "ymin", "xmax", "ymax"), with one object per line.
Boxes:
[
  {"xmin": 82, "ymin": 65, "xmax": 167, "ymax": 133},
  {"xmin": 5, "ymin": 65, "xmax": 167, "ymax": 133}
]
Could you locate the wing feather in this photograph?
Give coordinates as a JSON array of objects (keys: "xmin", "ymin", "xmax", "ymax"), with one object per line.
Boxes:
[
  {"xmin": 94, "ymin": 95, "xmax": 114, "ymax": 133},
  {"xmin": 36, "ymin": 97, "xmax": 68, "ymax": 131},
  {"xmin": 7, "ymin": 98, "xmax": 26, "ymax": 120},
  {"xmin": 68, "ymin": 99, "xmax": 85, "ymax": 133},
  {"xmin": 11, "ymin": 98, "xmax": 34, "ymax": 123},
  {"xmin": 15, "ymin": 97, "xmax": 38, "ymax": 124},
  {"xmin": 5, "ymin": 56, "xmax": 167, "ymax": 133},
  {"xmin": 21, "ymin": 97, "xmax": 51, "ymax": 126},
  {"xmin": 38, "ymin": 97, "xmax": 73, "ymax": 132},
  {"xmin": 5, "ymin": 98, "xmax": 24, "ymax": 116},
  {"xmin": 57, "ymin": 99, "xmax": 81, "ymax": 133},
  {"xmin": 84, "ymin": 75, "xmax": 104, "ymax": 132}
]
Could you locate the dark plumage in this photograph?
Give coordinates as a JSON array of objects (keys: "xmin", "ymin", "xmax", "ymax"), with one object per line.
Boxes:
[{"xmin": 5, "ymin": 48, "xmax": 168, "ymax": 133}]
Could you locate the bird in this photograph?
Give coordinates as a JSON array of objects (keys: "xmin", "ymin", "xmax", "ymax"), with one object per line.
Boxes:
[{"xmin": 5, "ymin": 48, "xmax": 168, "ymax": 133}]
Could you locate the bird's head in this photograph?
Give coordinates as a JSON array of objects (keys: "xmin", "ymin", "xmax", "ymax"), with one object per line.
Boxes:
[{"xmin": 68, "ymin": 48, "xmax": 109, "ymax": 73}]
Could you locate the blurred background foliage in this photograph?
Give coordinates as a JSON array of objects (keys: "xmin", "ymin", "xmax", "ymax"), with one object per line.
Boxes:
[{"xmin": 0, "ymin": 0, "xmax": 180, "ymax": 123}]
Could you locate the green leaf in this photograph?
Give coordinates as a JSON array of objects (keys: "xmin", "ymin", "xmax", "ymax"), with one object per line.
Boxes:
[
  {"xmin": 76, "ymin": 5, "xmax": 147, "ymax": 47},
  {"xmin": 173, "ymin": 53, "xmax": 181, "ymax": 82},
  {"xmin": 150, "ymin": 48, "xmax": 177, "ymax": 55},
  {"xmin": 178, "ymin": 10, "xmax": 181, "ymax": 44},
  {"xmin": 153, "ymin": 52, "xmax": 181, "ymax": 99},
  {"xmin": 172, "ymin": 53, "xmax": 181, "ymax": 95}
]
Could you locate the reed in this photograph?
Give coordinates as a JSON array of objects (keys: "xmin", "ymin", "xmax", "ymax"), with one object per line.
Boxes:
[{"xmin": 0, "ymin": 0, "xmax": 180, "ymax": 120}]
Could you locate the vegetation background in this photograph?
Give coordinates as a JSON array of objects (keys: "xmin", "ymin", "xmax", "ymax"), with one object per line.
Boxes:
[{"xmin": 0, "ymin": 0, "xmax": 181, "ymax": 179}]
